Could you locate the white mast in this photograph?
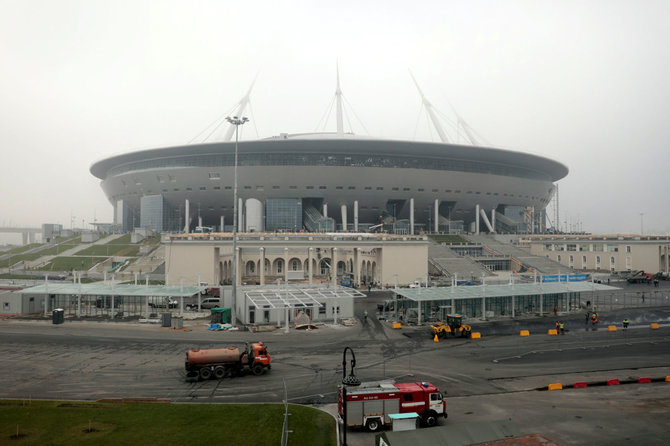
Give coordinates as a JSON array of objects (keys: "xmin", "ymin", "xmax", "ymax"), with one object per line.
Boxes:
[
  {"xmin": 410, "ymin": 72, "xmax": 449, "ymax": 144},
  {"xmin": 336, "ymin": 62, "xmax": 344, "ymax": 137},
  {"xmin": 223, "ymin": 76, "xmax": 257, "ymax": 141}
]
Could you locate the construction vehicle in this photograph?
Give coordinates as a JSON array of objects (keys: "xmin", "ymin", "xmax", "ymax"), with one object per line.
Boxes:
[
  {"xmin": 339, "ymin": 380, "xmax": 447, "ymax": 432},
  {"xmin": 184, "ymin": 342, "xmax": 271, "ymax": 381},
  {"xmin": 430, "ymin": 314, "xmax": 472, "ymax": 338}
]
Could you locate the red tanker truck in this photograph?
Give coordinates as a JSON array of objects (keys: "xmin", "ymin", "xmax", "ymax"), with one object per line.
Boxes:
[{"xmin": 185, "ymin": 342, "xmax": 271, "ymax": 381}]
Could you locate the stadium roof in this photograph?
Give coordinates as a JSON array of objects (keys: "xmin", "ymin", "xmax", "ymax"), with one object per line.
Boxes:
[{"xmin": 393, "ymin": 281, "xmax": 620, "ymax": 302}]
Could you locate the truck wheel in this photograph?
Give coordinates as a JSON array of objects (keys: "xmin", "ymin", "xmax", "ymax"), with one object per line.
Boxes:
[
  {"xmin": 252, "ymin": 363, "xmax": 264, "ymax": 376},
  {"xmin": 423, "ymin": 412, "xmax": 437, "ymax": 427},
  {"xmin": 199, "ymin": 367, "xmax": 212, "ymax": 380},
  {"xmin": 366, "ymin": 418, "xmax": 381, "ymax": 432},
  {"xmin": 213, "ymin": 366, "xmax": 225, "ymax": 379}
]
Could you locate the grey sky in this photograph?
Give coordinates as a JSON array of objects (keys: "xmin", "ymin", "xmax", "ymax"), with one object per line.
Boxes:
[{"xmin": 1, "ymin": 0, "xmax": 669, "ymax": 236}]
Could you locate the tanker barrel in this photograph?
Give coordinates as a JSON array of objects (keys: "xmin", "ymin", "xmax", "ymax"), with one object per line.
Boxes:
[{"xmin": 187, "ymin": 347, "xmax": 242, "ymax": 365}]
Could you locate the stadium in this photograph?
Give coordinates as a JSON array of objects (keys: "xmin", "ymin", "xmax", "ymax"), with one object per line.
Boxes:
[
  {"xmin": 90, "ymin": 79, "xmax": 568, "ymax": 235},
  {"xmin": 90, "ymin": 132, "xmax": 567, "ymax": 235}
]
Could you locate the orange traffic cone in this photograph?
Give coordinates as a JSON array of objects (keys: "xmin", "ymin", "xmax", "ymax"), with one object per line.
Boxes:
[{"xmin": 434, "ymin": 334, "xmax": 439, "ymax": 342}]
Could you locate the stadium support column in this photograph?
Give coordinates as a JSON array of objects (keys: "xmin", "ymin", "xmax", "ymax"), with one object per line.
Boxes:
[
  {"xmin": 332, "ymin": 247, "xmax": 338, "ymax": 287},
  {"xmin": 220, "ymin": 216, "xmax": 224, "ymax": 232},
  {"xmin": 491, "ymin": 209, "xmax": 496, "ymax": 232},
  {"xmin": 434, "ymin": 199, "xmax": 439, "ymax": 233},
  {"xmin": 323, "ymin": 203, "xmax": 328, "ymax": 218},
  {"xmin": 354, "ymin": 200, "xmax": 359, "ymax": 232},
  {"xmin": 184, "ymin": 199, "xmax": 190, "ymax": 233},
  {"xmin": 308, "ymin": 247, "xmax": 314, "ymax": 284},
  {"xmin": 476, "ymin": 204, "xmax": 480, "ymax": 235},
  {"xmin": 259, "ymin": 247, "xmax": 265, "ymax": 286},
  {"xmin": 410, "ymin": 198, "xmax": 415, "ymax": 235},
  {"xmin": 341, "ymin": 204, "xmax": 348, "ymax": 232}
]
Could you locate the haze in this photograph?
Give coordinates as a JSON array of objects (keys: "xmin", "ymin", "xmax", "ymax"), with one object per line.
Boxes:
[{"xmin": 1, "ymin": 0, "xmax": 669, "ymax": 238}]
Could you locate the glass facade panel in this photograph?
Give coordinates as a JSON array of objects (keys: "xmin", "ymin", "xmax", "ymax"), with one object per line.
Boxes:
[
  {"xmin": 140, "ymin": 195, "xmax": 166, "ymax": 232},
  {"xmin": 266, "ymin": 198, "xmax": 302, "ymax": 231}
]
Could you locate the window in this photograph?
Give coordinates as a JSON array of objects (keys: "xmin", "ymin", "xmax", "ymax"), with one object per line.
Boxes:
[
  {"xmin": 289, "ymin": 185, "xmax": 297, "ymax": 189},
  {"xmin": 392, "ymin": 187, "xmax": 399, "ymax": 191},
  {"xmin": 364, "ymin": 186, "xmax": 372, "ymax": 190},
  {"xmin": 348, "ymin": 186, "xmax": 356, "ymax": 190},
  {"xmin": 626, "ymin": 246, "xmax": 631, "ymax": 253},
  {"xmin": 213, "ymin": 186, "xmax": 221, "ymax": 190},
  {"xmin": 376, "ymin": 187, "xmax": 383, "ymax": 190},
  {"xmin": 186, "ymin": 187, "xmax": 192, "ymax": 191},
  {"xmin": 208, "ymin": 172, "xmax": 220, "ymax": 180},
  {"xmin": 244, "ymin": 186, "xmax": 251, "ymax": 190},
  {"xmin": 336, "ymin": 186, "xmax": 343, "ymax": 190},
  {"xmin": 418, "ymin": 188, "xmax": 424, "ymax": 192},
  {"xmin": 319, "ymin": 186, "xmax": 327, "ymax": 189},
  {"xmin": 403, "ymin": 394, "xmax": 413, "ymax": 402},
  {"xmin": 225, "ymin": 186, "xmax": 232, "ymax": 190},
  {"xmin": 199, "ymin": 186, "xmax": 206, "ymax": 191},
  {"xmin": 306, "ymin": 186, "xmax": 314, "ymax": 189},
  {"xmin": 273, "ymin": 186, "xmax": 280, "ymax": 189}
]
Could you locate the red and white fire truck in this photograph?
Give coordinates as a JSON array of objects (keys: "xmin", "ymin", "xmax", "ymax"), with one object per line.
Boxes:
[{"xmin": 338, "ymin": 380, "xmax": 447, "ymax": 432}]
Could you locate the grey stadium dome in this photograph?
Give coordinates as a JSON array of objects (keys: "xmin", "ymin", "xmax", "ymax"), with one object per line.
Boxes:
[{"xmin": 90, "ymin": 131, "xmax": 568, "ymax": 235}]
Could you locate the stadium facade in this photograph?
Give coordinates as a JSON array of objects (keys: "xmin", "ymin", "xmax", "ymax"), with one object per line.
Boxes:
[{"xmin": 90, "ymin": 132, "xmax": 567, "ymax": 235}]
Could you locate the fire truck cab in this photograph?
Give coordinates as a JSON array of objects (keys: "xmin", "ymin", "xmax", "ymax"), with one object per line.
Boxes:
[{"xmin": 339, "ymin": 380, "xmax": 446, "ymax": 432}]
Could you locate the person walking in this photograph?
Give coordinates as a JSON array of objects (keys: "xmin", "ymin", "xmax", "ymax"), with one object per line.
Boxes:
[{"xmin": 363, "ymin": 310, "xmax": 368, "ymax": 323}]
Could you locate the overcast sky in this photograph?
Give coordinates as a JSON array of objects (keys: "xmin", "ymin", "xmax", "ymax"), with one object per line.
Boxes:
[{"xmin": 1, "ymin": 0, "xmax": 669, "ymax": 241}]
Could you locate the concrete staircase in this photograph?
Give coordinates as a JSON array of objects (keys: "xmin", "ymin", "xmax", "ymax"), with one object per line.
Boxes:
[
  {"xmin": 428, "ymin": 242, "xmax": 493, "ymax": 280},
  {"xmin": 464, "ymin": 234, "xmax": 571, "ymax": 275}
]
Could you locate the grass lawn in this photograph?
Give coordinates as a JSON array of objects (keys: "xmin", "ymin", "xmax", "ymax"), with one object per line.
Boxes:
[
  {"xmin": 38, "ymin": 257, "xmax": 104, "ymax": 271},
  {"xmin": 0, "ymin": 400, "xmax": 336, "ymax": 446}
]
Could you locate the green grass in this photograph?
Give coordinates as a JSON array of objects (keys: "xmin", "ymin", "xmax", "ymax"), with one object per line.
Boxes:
[
  {"xmin": 0, "ymin": 237, "xmax": 83, "ymax": 268},
  {"xmin": 428, "ymin": 234, "xmax": 469, "ymax": 244},
  {"xmin": 0, "ymin": 400, "xmax": 335, "ymax": 446},
  {"xmin": 38, "ymin": 257, "xmax": 104, "ymax": 272},
  {"xmin": 76, "ymin": 244, "xmax": 140, "ymax": 257}
]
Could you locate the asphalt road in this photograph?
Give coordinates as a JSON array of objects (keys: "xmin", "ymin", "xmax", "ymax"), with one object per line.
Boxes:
[{"xmin": 1, "ymin": 302, "xmax": 669, "ymax": 445}]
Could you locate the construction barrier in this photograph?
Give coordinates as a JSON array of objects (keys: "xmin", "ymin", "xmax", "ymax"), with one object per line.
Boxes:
[
  {"xmin": 548, "ymin": 383, "xmax": 563, "ymax": 391},
  {"xmin": 666, "ymin": 376, "xmax": 670, "ymax": 382},
  {"xmin": 471, "ymin": 332, "xmax": 481, "ymax": 339},
  {"xmin": 607, "ymin": 379, "xmax": 620, "ymax": 386},
  {"xmin": 548, "ymin": 329, "xmax": 557, "ymax": 335},
  {"xmin": 650, "ymin": 323, "xmax": 659, "ymax": 330},
  {"xmin": 520, "ymin": 330, "xmax": 530, "ymax": 337},
  {"xmin": 607, "ymin": 325, "xmax": 617, "ymax": 332},
  {"xmin": 392, "ymin": 322, "xmax": 401, "ymax": 329},
  {"xmin": 434, "ymin": 334, "xmax": 439, "ymax": 343},
  {"xmin": 638, "ymin": 377, "xmax": 651, "ymax": 383},
  {"xmin": 573, "ymin": 382, "xmax": 588, "ymax": 388}
]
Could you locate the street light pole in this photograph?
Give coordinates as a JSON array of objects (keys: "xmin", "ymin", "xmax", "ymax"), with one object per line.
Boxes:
[{"xmin": 226, "ymin": 115, "xmax": 249, "ymax": 327}]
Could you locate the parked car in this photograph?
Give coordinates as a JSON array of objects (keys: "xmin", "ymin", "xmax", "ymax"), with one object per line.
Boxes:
[
  {"xmin": 200, "ymin": 298, "xmax": 222, "ymax": 309},
  {"xmin": 148, "ymin": 297, "xmax": 178, "ymax": 309}
]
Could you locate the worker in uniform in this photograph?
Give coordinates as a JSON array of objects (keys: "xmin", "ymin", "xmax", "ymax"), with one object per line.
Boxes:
[
  {"xmin": 591, "ymin": 312, "xmax": 598, "ymax": 330},
  {"xmin": 559, "ymin": 321, "xmax": 565, "ymax": 335},
  {"xmin": 555, "ymin": 321, "xmax": 560, "ymax": 333},
  {"xmin": 623, "ymin": 318, "xmax": 630, "ymax": 329}
]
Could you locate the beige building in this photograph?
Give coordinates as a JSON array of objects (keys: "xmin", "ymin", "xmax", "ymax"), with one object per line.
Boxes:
[
  {"xmin": 164, "ymin": 232, "xmax": 429, "ymax": 287},
  {"xmin": 520, "ymin": 234, "xmax": 670, "ymax": 274}
]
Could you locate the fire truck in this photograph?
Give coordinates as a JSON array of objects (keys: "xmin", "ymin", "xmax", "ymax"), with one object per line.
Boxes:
[{"xmin": 338, "ymin": 380, "xmax": 447, "ymax": 432}]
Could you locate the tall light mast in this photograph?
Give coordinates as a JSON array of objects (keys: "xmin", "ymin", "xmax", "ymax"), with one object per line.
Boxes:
[
  {"xmin": 224, "ymin": 77, "xmax": 256, "ymax": 141},
  {"xmin": 410, "ymin": 72, "xmax": 449, "ymax": 143},
  {"xmin": 336, "ymin": 63, "xmax": 344, "ymax": 137}
]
